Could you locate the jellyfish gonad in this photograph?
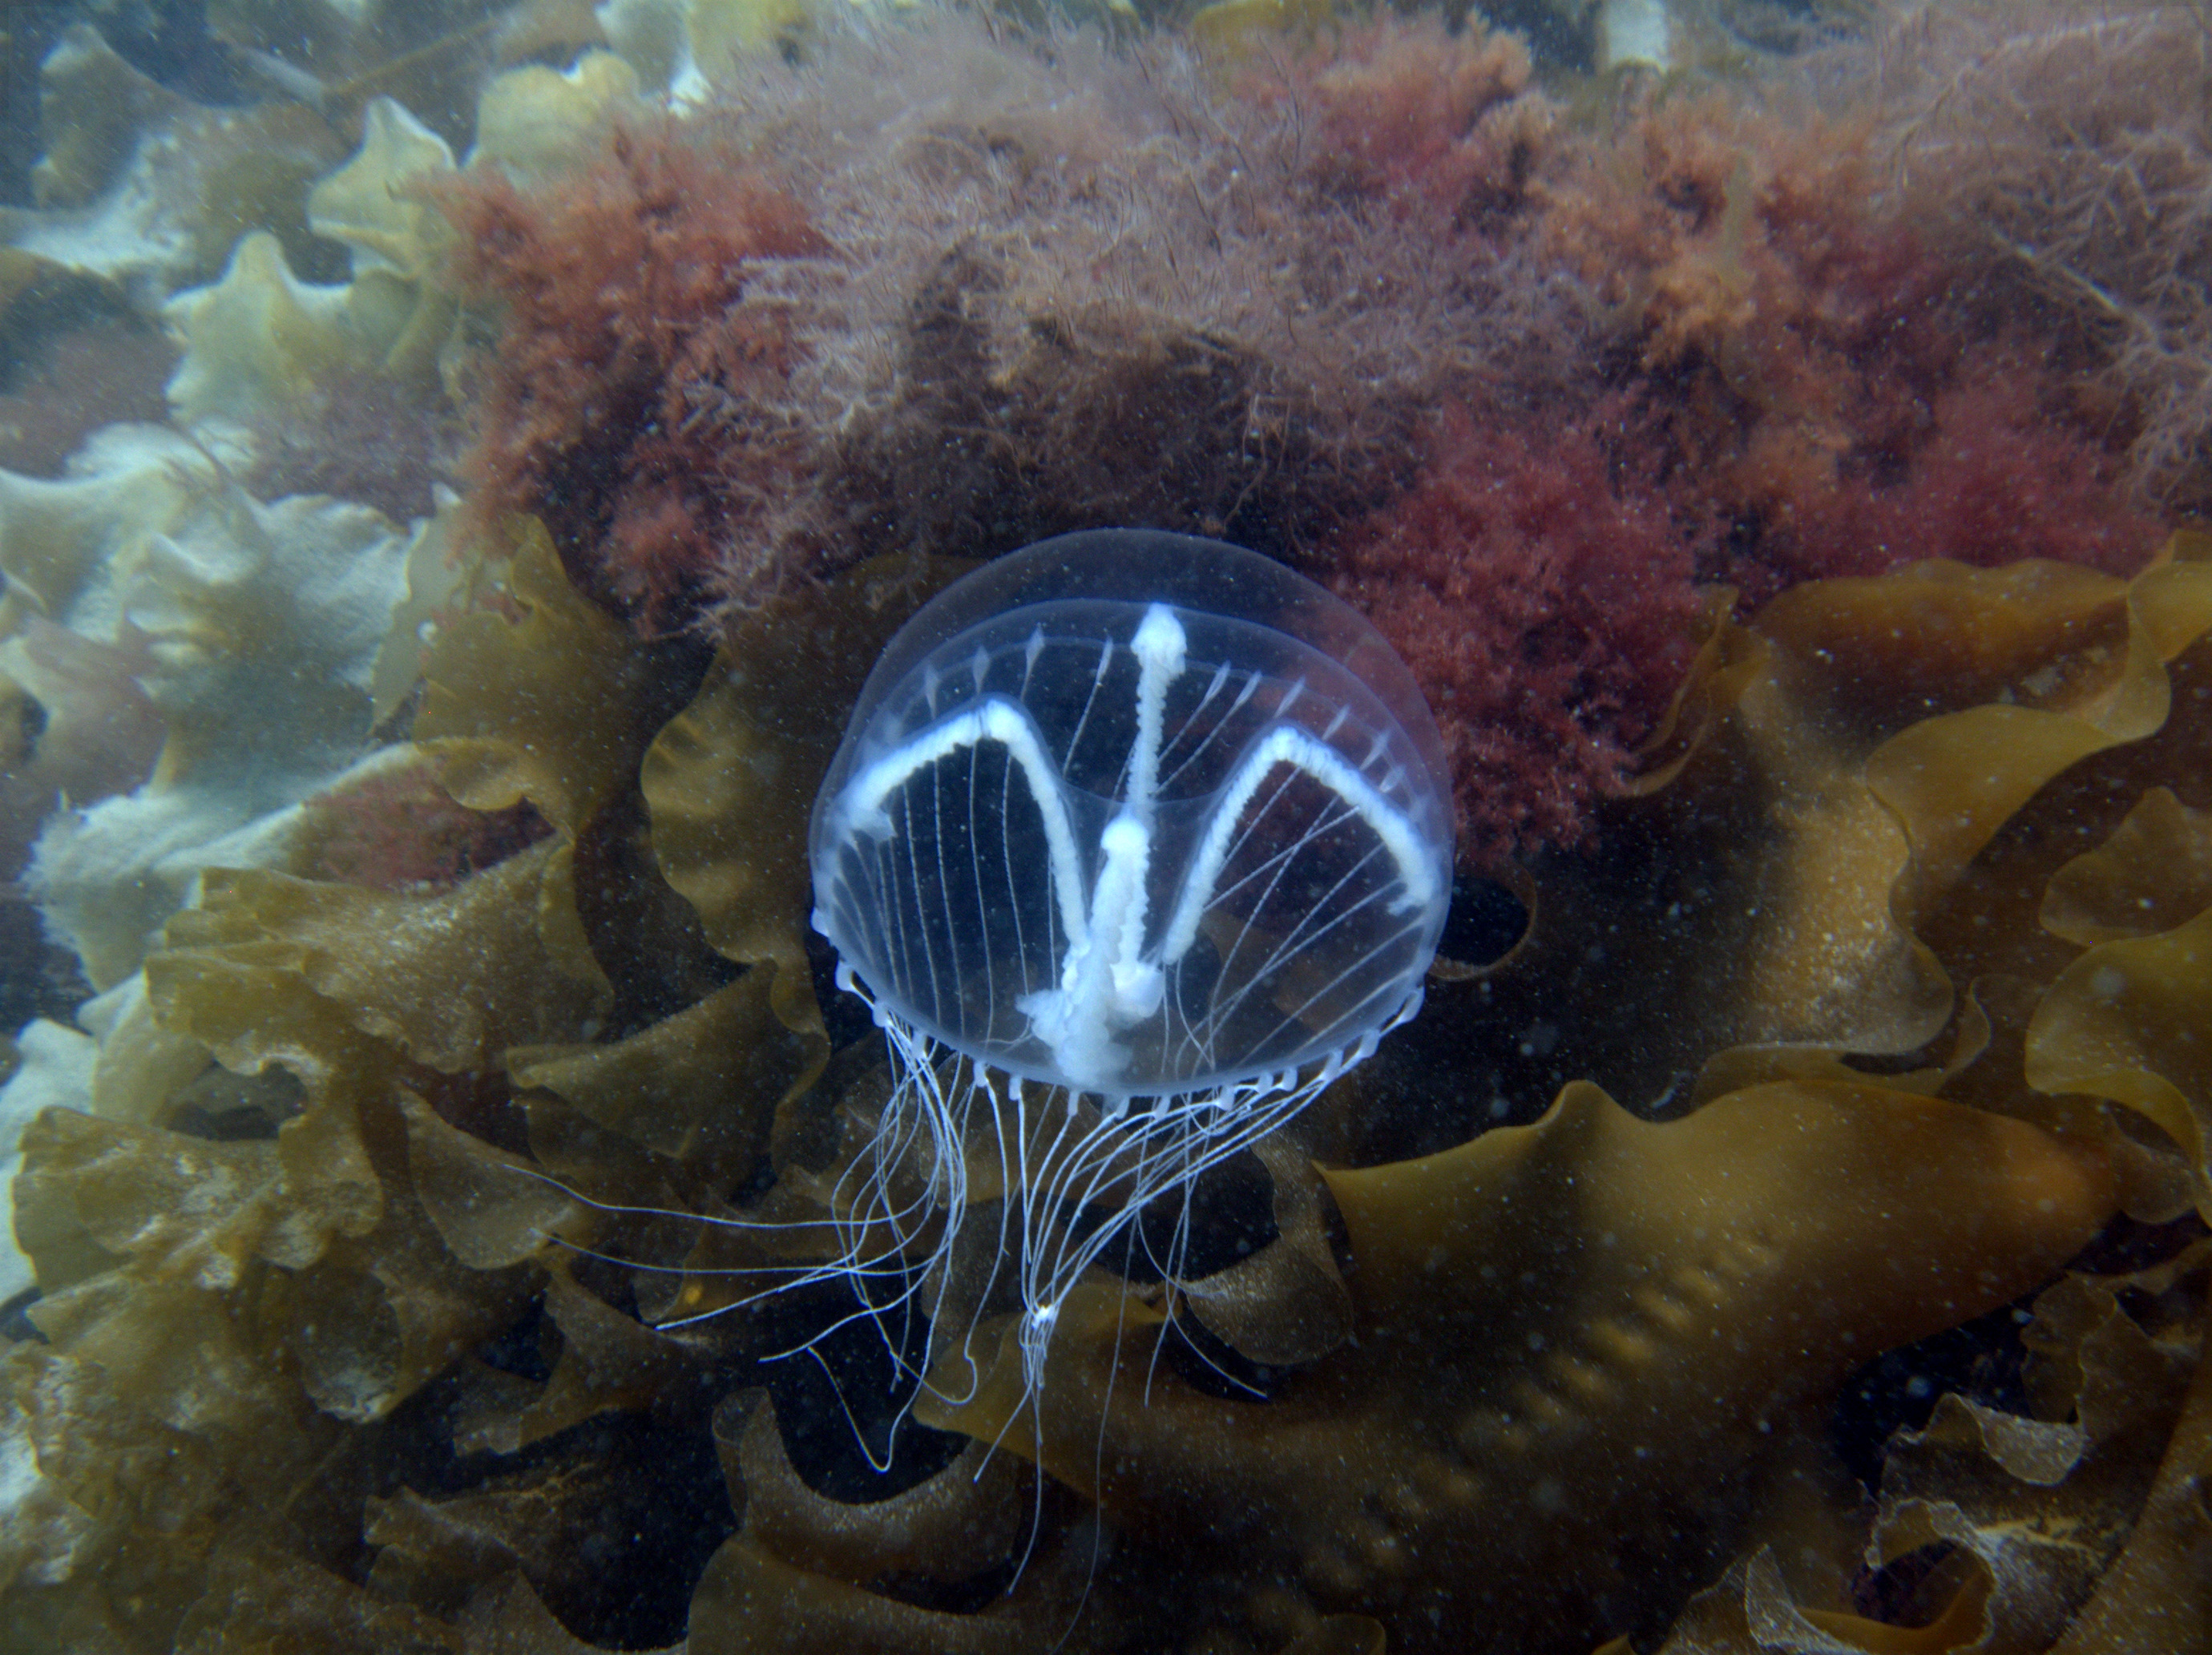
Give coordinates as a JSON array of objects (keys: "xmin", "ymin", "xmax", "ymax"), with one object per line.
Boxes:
[{"xmin": 804, "ymin": 530, "xmax": 1454, "ymax": 1428}]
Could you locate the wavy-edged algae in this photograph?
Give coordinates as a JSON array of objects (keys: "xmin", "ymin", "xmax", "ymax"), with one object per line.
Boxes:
[
  {"xmin": 886, "ymin": 1080, "xmax": 2113, "ymax": 1654},
  {"xmin": 415, "ymin": 520, "xmax": 667, "ymax": 838},
  {"xmin": 2028, "ymin": 916, "xmax": 2212, "ymax": 1225},
  {"xmin": 1643, "ymin": 1241, "xmax": 2212, "ymax": 1655},
  {"xmin": 1344, "ymin": 538, "xmax": 2212, "ymax": 1153},
  {"xmin": 1, "ymin": 23, "xmax": 347, "ymax": 301},
  {"xmin": 14, "ymin": 457, "xmax": 416, "ymax": 999},
  {"xmin": 4, "ymin": 10, "xmax": 2209, "ymax": 1651},
  {"xmin": 674, "ymin": 542, "xmax": 2212, "ymax": 1653},
  {"xmin": 6, "ymin": 540, "xmax": 2212, "ymax": 1655},
  {"xmin": 635, "ymin": 551, "xmax": 959, "ymax": 1138},
  {"xmin": 0, "ymin": 529, "xmax": 753, "ymax": 1650}
]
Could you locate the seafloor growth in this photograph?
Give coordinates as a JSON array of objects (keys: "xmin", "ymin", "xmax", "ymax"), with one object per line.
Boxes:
[
  {"xmin": 442, "ymin": 125, "xmax": 827, "ymax": 629},
  {"xmin": 425, "ymin": 6, "xmax": 2170, "ymax": 863},
  {"xmin": 11, "ymin": 520, "xmax": 2211, "ymax": 1655},
  {"xmin": 1, "ymin": 4, "xmax": 2210, "ymax": 1655}
]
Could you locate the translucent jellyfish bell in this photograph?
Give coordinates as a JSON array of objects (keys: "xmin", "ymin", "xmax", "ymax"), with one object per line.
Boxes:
[
  {"xmin": 813, "ymin": 530, "xmax": 1453, "ymax": 1096},
  {"xmin": 808, "ymin": 529, "xmax": 1453, "ymax": 1404}
]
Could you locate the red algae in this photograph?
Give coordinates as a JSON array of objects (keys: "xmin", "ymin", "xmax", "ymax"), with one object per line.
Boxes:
[
  {"xmin": 1269, "ymin": 15, "xmax": 1551, "ymax": 222},
  {"xmin": 419, "ymin": 10, "xmax": 2181, "ymax": 863},
  {"xmin": 1718, "ymin": 345, "xmax": 2164, "ymax": 600},
  {"xmin": 1356, "ymin": 45, "xmax": 2157, "ymax": 857},
  {"xmin": 441, "ymin": 122, "xmax": 827, "ymax": 632},
  {"xmin": 1327, "ymin": 404, "xmax": 1706, "ymax": 868},
  {"xmin": 1871, "ymin": 1, "xmax": 2212, "ymax": 511},
  {"xmin": 1536, "ymin": 87, "xmax": 2161, "ymax": 609}
]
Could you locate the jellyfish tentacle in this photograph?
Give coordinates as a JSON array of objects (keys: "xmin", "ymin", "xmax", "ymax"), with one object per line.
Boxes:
[{"xmin": 1154, "ymin": 657, "xmax": 1236, "ymax": 790}]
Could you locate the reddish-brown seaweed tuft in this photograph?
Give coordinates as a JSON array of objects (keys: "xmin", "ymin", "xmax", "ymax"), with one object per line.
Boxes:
[
  {"xmin": 1537, "ymin": 89, "xmax": 2161, "ymax": 608},
  {"xmin": 1328, "ymin": 403, "xmax": 1706, "ymax": 868},
  {"xmin": 440, "ymin": 123, "xmax": 827, "ymax": 631},
  {"xmin": 1719, "ymin": 345, "xmax": 2164, "ymax": 599},
  {"xmin": 1265, "ymin": 15, "xmax": 1548, "ymax": 222}
]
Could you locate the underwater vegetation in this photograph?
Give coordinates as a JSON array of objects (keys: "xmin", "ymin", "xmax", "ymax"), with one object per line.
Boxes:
[
  {"xmin": 1325, "ymin": 404, "xmax": 1706, "ymax": 862},
  {"xmin": 0, "ymin": 2, "xmax": 2210, "ymax": 1653},
  {"xmin": 407, "ymin": 0, "xmax": 2179, "ymax": 860},
  {"xmin": 442, "ymin": 123, "xmax": 825, "ymax": 628}
]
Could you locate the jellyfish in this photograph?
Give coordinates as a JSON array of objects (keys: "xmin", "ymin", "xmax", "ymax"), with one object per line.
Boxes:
[{"xmin": 805, "ymin": 529, "xmax": 1454, "ymax": 1421}]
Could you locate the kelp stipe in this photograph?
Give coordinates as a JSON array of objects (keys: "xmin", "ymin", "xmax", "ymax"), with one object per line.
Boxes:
[{"xmin": 809, "ymin": 529, "xmax": 1454, "ymax": 1409}]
